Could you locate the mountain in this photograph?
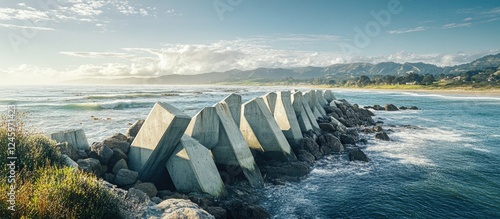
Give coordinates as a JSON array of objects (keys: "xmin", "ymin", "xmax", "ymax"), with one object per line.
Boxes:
[{"xmin": 67, "ymin": 53, "xmax": 500, "ymax": 84}]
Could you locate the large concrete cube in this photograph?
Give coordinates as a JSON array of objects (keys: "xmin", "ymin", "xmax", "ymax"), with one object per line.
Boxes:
[
  {"xmin": 240, "ymin": 97, "xmax": 296, "ymax": 161},
  {"xmin": 51, "ymin": 129, "xmax": 89, "ymax": 150},
  {"xmin": 273, "ymin": 91, "xmax": 303, "ymax": 146},
  {"xmin": 129, "ymin": 102, "xmax": 191, "ymax": 182},
  {"xmin": 291, "ymin": 91, "xmax": 313, "ymax": 132},
  {"xmin": 166, "ymin": 135, "xmax": 226, "ymax": 196}
]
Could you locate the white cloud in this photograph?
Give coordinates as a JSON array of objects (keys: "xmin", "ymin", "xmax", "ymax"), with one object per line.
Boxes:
[
  {"xmin": 388, "ymin": 26, "xmax": 429, "ymax": 34},
  {"xmin": 442, "ymin": 22, "xmax": 472, "ymax": 29},
  {"xmin": 60, "ymin": 51, "xmax": 133, "ymax": 59},
  {"xmin": 0, "ymin": 23, "xmax": 54, "ymax": 31}
]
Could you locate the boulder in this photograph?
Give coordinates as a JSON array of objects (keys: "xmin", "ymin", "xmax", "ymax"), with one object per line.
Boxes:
[
  {"xmin": 375, "ymin": 132, "xmax": 391, "ymax": 141},
  {"xmin": 77, "ymin": 158, "xmax": 104, "ymax": 176},
  {"xmin": 104, "ymin": 138, "xmax": 130, "ymax": 154},
  {"xmin": 409, "ymin": 106, "xmax": 419, "ymax": 110},
  {"xmin": 340, "ymin": 134, "xmax": 356, "ymax": 145},
  {"xmin": 348, "ymin": 148, "xmax": 370, "ymax": 162},
  {"xmin": 125, "ymin": 120, "xmax": 145, "ymax": 138},
  {"xmin": 225, "ymin": 202, "xmax": 270, "ymax": 219},
  {"xmin": 325, "ymin": 134, "xmax": 344, "ymax": 153},
  {"xmin": 151, "ymin": 197, "xmax": 162, "ymax": 204},
  {"xmin": 319, "ymin": 123, "xmax": 336, "ymax": 133},
  {"xmin": 399, "ymin": 106, "xmax": 408, "ymax": 110},
  {"xmin": 89, "ymin": 142, "xmax": 114, "ymax": 165},
  {"xmin": 297, "ymin": 138, "xmax": 322, "ymax": 159},
  {"xmin": 133, "ymin": 182, "xmax": 158, "ymax": 198},
  {"xmin": 205, "ymin": 207, "xmax": 227, "ymax": 219},
  {"xmin": 297, "ymin": 150, "xmax": 315, "ymax": 165},
  {"xmin": 108, "ymin": 148, "xmax": 128, "ymax": 168},
  {"xmin": 385, "ymin": 104, "xmax": 399, "ymax": 111},
  {"xmin": 115, "ymin": 169, "xmax": 139, "ymax": 186},
  {"xmin": 155, "ymin": 199, "xmax": 215, "ymax": 219},
  {"xmin": 103, "ymin": 173, "xmax": 115, "ymax": 184},
  {"xmin": 112, "ymin": 159, "xmax": 128, "ymax": 175},
  {"xmin": 373, "ymin": 105, "xmax": 385, "ymax": 110},
  {"xmin": 262, "ymin": 161, "xmax": 311, "ymax": 178},
  {"xmin": 77, "ymin": 150, "xmax": 88, "ymax": 159},
  {"xmin": 126, "ymin": 188, "xmax": 150, "ymax": 203},
  {"xmin": 56, "ymin": 142, "xmax": 79, "ymax": 161}
]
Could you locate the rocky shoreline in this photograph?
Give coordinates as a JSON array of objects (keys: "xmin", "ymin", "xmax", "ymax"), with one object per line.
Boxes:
[{"xmin": 51, "ymin": 90, "xmax": 414, "ymax": 219}]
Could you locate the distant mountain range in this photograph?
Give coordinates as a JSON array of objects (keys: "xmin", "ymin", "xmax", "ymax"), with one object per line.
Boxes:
[{"xmin": 67, "ymin": 53, "xmax": 500, "ymax": 85}]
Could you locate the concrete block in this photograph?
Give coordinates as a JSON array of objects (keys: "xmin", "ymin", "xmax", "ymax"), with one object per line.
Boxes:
[
  {"xmin": 129, "ymin": 102, "xmax": 191, "ymax": 182},
  {"xmin": 303, "ymin": 91, "xmax": 323, "ymax": 119},
  {"xmin": 213, "ymin": 103, "xmax": 264, "ymax": 188},
  {"xmin": 166, "ymin": 135, "xmax": 226, "ymax": 196},
  {"xmin": 323, "ymin": 90, "xmax": 336, "ymax": 103},
  {"xmin": 185, "ymin": 107, "xmax": 219, "ymax": 149},
  {"xmin": 300, "ymin": 92, "xmax": 320, "ymax": 131},
  {"xmin": 291, "ymin": 91, "xmax": 313, "ymax": 132},
  {"xmin": 51, "ymin": 129, "xmax": 89, "ymax": 150},
  {"xmin": 220, "ymin": 93, "xmax": 242, "ymax": 126},
  {"xmin": 316, "ymin": 90, "xmax": 329, "ymax": 107},
  {"xmin": 274, "ymin": 91, "xmax": 303, "ymax": 146},
  {"xmin": 311, "ymin": 90, "xmax": 327, "ymax": 116},
  {"xmin": 240, "ymin": 97, "xmax": 296, "ymax": 161},
  {"xmin": 262, "ymin": 92, "xmax": 277, "ymax": 115}
]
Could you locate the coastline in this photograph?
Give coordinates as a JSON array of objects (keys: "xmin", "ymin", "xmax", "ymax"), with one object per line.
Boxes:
[{"xmin": 307, "ymin": 86, "xmax": 500, "ymax": 97}]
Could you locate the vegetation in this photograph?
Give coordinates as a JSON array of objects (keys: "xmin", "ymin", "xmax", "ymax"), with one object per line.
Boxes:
[{"xmin": 0, "ymin": 112, "xmax": 121, "ymax": 219}]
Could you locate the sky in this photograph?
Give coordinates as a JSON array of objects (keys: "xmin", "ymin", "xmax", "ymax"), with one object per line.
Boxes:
[{"xmin": 0, "ymin": 0, "xmax": 499, "ymax": 84}]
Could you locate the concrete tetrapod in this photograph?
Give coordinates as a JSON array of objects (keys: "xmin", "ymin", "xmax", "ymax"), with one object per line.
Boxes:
[
  {"xmin": 291, "ymin": 91, "xmax": 313, "ymax": 132},
  {"xmin": 303, "ymin": 91, "xmax": 323, "ymax": 119},
  {"xmin": 262, "ymin": 92, "xmax": 277, "ymax": 115},
  {"xmin": 299, "ymin": 92, "xmax": 320, "ymax": 131},
  {"xmin": 273, "ymin": 91, "xmax": 303, "ymax": 146},
  {"xmin": 166, "ymin": 134, "xmax": 226, "ymax": 196},
  {"xmin": 221, "ymin": 93, "xmax": 243, "ymax": 126},
  {"xmin": 240, "ymin": 97, "xmax": 297, "ymax": 161},
  {"xmin": 316, "ymin": 90, "xmax": 329, "ymax": 107},
  {"xmin": 51, "ymin": 129, "xmax": 89, "ymax": 150},
  {"xmin": 187, "ymin": 104, "xmax": 264, "ymax": 188},
  {"xmin": 129, "ymin": 102, "xmax": 191, "ymax": 183},
  {"xmin": 323, "ymin": 90, "xmax": 336, "ymax": 103},
  {"xmin": 310, "ymin": 90, "xmax": 327, "ymax": 117}
]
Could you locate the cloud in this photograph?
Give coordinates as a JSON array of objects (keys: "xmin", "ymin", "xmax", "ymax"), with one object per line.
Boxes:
[
  {"xmin": 60, "ymin": 51, "xmax": 133, "ymax": 59},
  {"xmin": 442, "ymin": 22, "xmax": 472, "ymax": 29},
  {"xmin": 0, "ymin": 23, "xmax": 54, "ymax": 31},
  {"xmin": 388, "ymin": 26, "xmax": 429, "ymax": 34}
]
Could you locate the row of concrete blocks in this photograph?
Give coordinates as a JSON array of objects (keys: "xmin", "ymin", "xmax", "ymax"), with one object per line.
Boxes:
[{"xmin": 52, "ymin": 90, "xmax": 336, "ymax": 197}]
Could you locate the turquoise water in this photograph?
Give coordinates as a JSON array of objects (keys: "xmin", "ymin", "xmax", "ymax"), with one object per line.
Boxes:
[{"xmin": 1, "ymin": 85, "xmax": 499, "ymax": 218}]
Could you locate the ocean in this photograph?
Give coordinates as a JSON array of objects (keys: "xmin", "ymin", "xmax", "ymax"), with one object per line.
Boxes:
[{"xmin": 1, "ymin": 85, "xmax": 499, "ymax": 219}]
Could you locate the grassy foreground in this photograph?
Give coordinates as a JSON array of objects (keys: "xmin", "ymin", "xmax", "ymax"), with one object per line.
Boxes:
[{"xmin": 0, "ymin": 112, "xmax": 121, "ymax": 219}]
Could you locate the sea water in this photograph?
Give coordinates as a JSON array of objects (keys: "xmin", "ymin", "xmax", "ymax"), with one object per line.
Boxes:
[{"xmin": 1, "ymin": 85, "xmax": 499, "ymax": 218}]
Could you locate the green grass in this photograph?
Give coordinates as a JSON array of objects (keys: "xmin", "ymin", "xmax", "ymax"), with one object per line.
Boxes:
[{"xmin": 0, "ymin": 112, "xmax": 121, "ymax": 219}]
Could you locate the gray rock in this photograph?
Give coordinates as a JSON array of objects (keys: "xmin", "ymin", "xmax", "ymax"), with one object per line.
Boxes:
[
  {"xmin": 385, "ymin": 104, "xmax": 399, "ymax": 111},
  {"xmin": 126, "ymin": 188, "xmax": 150, "ymax": 203},
  {"xmin": 104, "ymin": 138, "xmax": 130, "ymax": 154},
  {"xmin": 154, "ymin": 199, "xmax": 215, "ymax": 219},
  {"xmin": 158, "ymin": 190, "xmax": 174, "ymax": 199},
  {"xmin": 89, "ymin": 142, "xmax": 114, "ymax": 165},
  {"xmin": 77, "ymin": 149, "xmax": 88, "ymax": 159},
  {"xmin": 205, "ymin": 207, "xmax": 227, "ymax": 219},
  {"xmin": 115, "ymin": 169, "xmax": 138, "ymax": 186},
  {"xmin": 325, "ymin": 134, "xmax": 344, "ymax": 153},
  {"xmin": 375, "ymin": 132, "xmax": 391, "ymax": 141},
  {"xmin": 297, "ymin": 138, "xmax": 322, "ymax": 159},
  {"xmin": 263, "ymin": 161, "xmax": 311, "ymax": 178},
  {"xmin": 77, "ymin": 158, "xmax": 104, "ymax": 176},
  {"xmin": 340, "ymin": 134, "xmax": 356, "ymax": 145},
  {"xmin": 108, "ymin": 148, "xmax": 128, "ymax": 168},
  {"xmin": 151, "ymin": 197, "xmax": 162, "ymax": 204},
  {"xmin": 103, "ymin": 173, "xmax": 115, "ymax": 184},
  {"xmin": 409, "ymin": 106, "xmax": 419, "ymax": 110},
  {"xmin": 319, "ymin": 123, "xmax": 336, "ymax": 133},
  {"xmin": 348, "ymin": 148, "xmax": 370, "ymax": 162},
  {"xmin": 112, "ymin": 159, "xmax": 129, "ymax": 175},
  {"xmin": 125, "ymin": 120, "xmax": 144, "ymax": 138},
  {"xmin": 133, "ymin": 182, "xmax": 158, "ymax": 198},
  {"xmin": 57, "ymin": 142, "xmax": 79, "ymax": 161},
  {"xmin": 297, "ymin": 150, "xmax": 315, "ymax": 165}
]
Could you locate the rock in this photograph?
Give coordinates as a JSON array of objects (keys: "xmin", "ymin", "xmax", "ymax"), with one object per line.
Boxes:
[
  {"xmin": 155, "ymin": 199, "xmax": 215, "ymax": 219},
  {"xmin": 375, "ymin": 120, "xmax": 384, "ymax": 126},
  {"xmin": 205, "ymin": 207, "xmax": 227, "ymax": 219},
  {"xmin": 112, "ymin": 159, "xmax": 128, "ymax": 175},
  {"xmin": 348, "ymin": 148, "xmax": 370, "ymax": 162},
  {"xmin": 385, "ymin": 104, "xmax": 399, "ymax": 111},
  {"xmin": 89, "ymin": 142, "xmax": 114, "ymax": 165},
  {"xmin": 262, "ymin": 161, "xmax": 311, "ymax": 178},
  {"xmin": 373, "ymin": 126, "xmax": 383, "ymax": 132},
  {"xmin": 77, "ymin": 158, "xmax": 104, "ymax": 176},
  {"xmin": 56, "ymin": 142, "xmax": 79, "ymax": 161},
  {"xmin": 358, "ymin": 139, "xmax": 368, "ymax": 145},
  {"xmin": 409, "ymin": 106, "xmax": 419, "ymax": 110},
  {"xmin": 319, "ymin": 123, "xmax": 336, "ymax": 133},
  {"xmin": 340, "ymin": 134, "xmax": 356, "ymax": 145},
  {"xmin": 324, "ymin": 134, "xmax": 344, "ymax": 153},
  {"xmin": 373, "ymin": 105, "xmax": 385, "ymax": 110},
  {"xmin": 151, "ymin": 197, "xmax": 162, "ymax": 204},
  {"xmin": 158, "ymin": 190, "xmax": 174, "ymax": 199},
  {"xmin": 297, "ymin": 138, "xmax": 322, "ymax": 159},
  {"xmin": 103, "ymin": 173, "xmax": 115, "ymax": 184},
  {"xmin": 125, "ymin": 120, "xmax": 144, "ymax": 138},
  {"xmin": 77, "ymin": 149, "xmax": 88, "ymax": 159},
  {"xmin": 297, "ymin": 150, "xmax": 315, "ymax": 165},
  {"xmin": 375, "ymin": 132, "xmax": 391, "ymax": 141},
  {"xmin": 126, "ymin": 188, "xmax": 150, "ymax": 203},
  {"xmin": 225, "ymin": 202, "xmax": 270, "ymax": 219},
  {"xmin": 399, "ymin": 106, "xmax": 408, "ymax": 110},
  {"xmin": 115, "ymin": 169, "xmax": 138, "ymax": 186},
  {"xmin": 108, "ymin": 148, "xmax": 128, "ymax": 168},
  {"xmin": 133, "ymin": 182, "xmax": 158, "ymax": 198},
  {"xmin": 104, "ymin": 138, "xmax": 130, "ymax": 154}
]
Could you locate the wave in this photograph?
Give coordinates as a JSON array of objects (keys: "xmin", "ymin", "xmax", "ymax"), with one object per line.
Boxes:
[
  {"xmin": 84, "ymin": 92, "xmax": 180, "ymax": 100},
  {"xmin": 60, "ymin": 100, "xmax": 152, "ymax": 110}
]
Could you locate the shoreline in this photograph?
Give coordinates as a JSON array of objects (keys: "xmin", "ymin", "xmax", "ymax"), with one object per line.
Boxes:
[{"xmin": 306, "ymin": 86, "xmax": 500, "ymax": 97}]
